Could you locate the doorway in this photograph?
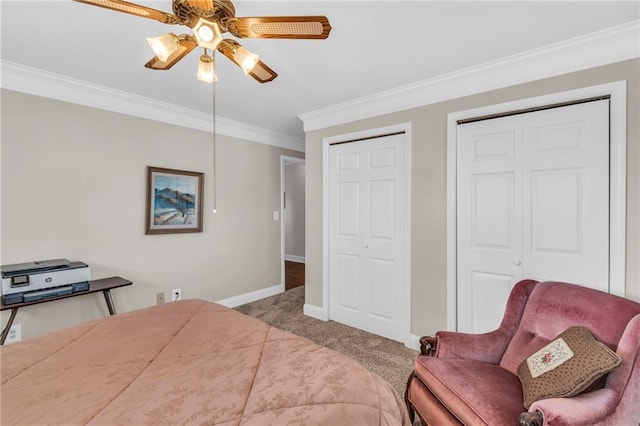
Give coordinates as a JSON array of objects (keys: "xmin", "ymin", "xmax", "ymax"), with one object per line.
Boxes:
[{"xmin": 281, "ymin": 156, "xmax": 306, "ymax": 290}]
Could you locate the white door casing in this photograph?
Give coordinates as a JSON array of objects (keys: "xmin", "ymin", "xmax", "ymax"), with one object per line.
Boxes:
[
  {"xmin": 448, "ymin": 81, "xmax": 627, "ymax": 332},
  {"xmin": 321, "ymin": 124, "xmax": 412, "ymax": 345}
]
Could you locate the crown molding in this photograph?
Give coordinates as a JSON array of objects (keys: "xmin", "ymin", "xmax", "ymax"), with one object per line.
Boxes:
[
  {"xmin": 0, "ymin": 60, "xmax": 304, "ymax": 152},
  {"xmin": 299, "ymin": 20, "xmax": 640, "ymax": 132}
]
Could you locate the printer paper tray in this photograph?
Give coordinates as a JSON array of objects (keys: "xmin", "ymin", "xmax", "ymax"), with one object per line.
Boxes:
[{"xmin": 2, "ymin": 281, "xmax": 90, "ymax": 305}]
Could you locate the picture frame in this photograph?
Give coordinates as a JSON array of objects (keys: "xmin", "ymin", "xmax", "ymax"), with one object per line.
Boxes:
[{"xmin": 146, "ymin": 166, "xmax": 204, "ymax": 235}]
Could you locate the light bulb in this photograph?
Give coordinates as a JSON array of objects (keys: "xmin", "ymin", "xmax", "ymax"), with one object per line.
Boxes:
[{"xmin": 198, "ymin": 25, "xmax": 214, "ymax": 42}]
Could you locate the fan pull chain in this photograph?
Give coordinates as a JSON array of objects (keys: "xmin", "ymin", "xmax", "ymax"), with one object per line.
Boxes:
[{"xmin": 212, "ymin": 62, "xmax": 217, "ymax": 214}]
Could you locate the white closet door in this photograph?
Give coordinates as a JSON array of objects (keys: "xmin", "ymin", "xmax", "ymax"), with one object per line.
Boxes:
[
  {"xmin": 457, "ymin": 100, "xmax": 610, "ymax": 333},
  {"xmin": 522, "ymin": 101, "xmax": 609, "ymax": 289},
  {"xmin": 329, "ymin": 133, "xmax": 407, "ymax": 342},
  {"xmin": 457, "ymin": 115, "xmax": 524, "ymax": 333}
]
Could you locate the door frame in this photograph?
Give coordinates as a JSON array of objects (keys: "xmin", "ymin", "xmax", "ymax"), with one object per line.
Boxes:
[
  {"xmin": 321, "ymin": 123, "xmax": 412, "ymax": 346},
  {"xmin": 280, "ymin": 155, "xmax": 306, "ymax": 291},
  {"xmin": 446, "ymin": 81, "xmax": 627, "ymax": 331}
]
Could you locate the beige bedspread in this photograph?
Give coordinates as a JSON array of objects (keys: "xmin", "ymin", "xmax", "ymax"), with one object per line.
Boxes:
[{"xmin": 0, "ymin": 299, "xmax": 409, "ymax": 425}]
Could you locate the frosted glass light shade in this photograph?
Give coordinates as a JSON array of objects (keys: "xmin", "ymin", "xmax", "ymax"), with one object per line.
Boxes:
[
  {"xmin": 192, "ymin": 18, "xmax": 223, "ymax": 51},
  {"xmin": 146, "ymin": 33, "xmax": 180, "ymax": 62},
  {"xmin": 233, "ymin": 46, "xmax": 259, "ymax": 74},
  {"xmin": 198, "ymin": 26, "xmax": 214, "ymax": 41},
  {"xmin": 197, "ymin": 54, "xmax": 217, "ymax": 83}
]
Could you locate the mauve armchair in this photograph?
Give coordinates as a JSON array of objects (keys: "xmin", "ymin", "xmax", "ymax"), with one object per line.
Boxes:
[{"xmin": 405, "ymin": 280, "xmax": 640, "ymax": 425}]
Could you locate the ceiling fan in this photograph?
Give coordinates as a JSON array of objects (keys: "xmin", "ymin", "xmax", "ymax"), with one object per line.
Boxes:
[{"xmin": 73, "ymin": 0, "xmax": 332, "ymax": 83}]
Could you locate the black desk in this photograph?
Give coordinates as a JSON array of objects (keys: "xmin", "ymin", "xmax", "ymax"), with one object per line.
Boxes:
[{"xmin": 0, "ymin": 276, "xmax": 132, "ymax": 345}]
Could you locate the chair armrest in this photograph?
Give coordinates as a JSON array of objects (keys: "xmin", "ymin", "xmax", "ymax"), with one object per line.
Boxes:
[
  {"xmin": 521, "ymin": 389, "xmax": 618, "ymax": 426},
  {"xmin": 517, "ymin": 410, "xmax": 543, "ymax": 426},
  {"xmin": 432, "ymin": 328, "xmax": 512, "ymax": 363},
  {"xmin": 419, "ymin": 336, "xmax": 437, "ymax": 356},
  {"xmin": 423, "ymin": 279, "xmax": 539, "ymax": 363}
]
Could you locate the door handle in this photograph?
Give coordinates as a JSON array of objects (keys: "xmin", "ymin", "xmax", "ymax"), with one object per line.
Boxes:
[{"xmin": 513, "ymin": 260, "xmax": 522, "ymax": 266}]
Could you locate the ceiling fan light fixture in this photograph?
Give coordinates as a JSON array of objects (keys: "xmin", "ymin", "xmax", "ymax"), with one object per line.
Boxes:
[
  {"xmin": 233, "ymin": 46, "xmax": 259, "ymax": 74},
  {"xmin": 146, "ymin": 32, "xmax": 180, "ymax": 62},
  {"xmin": 74, "ymin": 0, "xmax": 332, "ymax": 84},
  {"xmin": 192, "ymin": 18, "xmax": 223, "ymax": 51},
  {"xmin": 197, "ymin": 53, "xmax": 217, "ymax": 83}
]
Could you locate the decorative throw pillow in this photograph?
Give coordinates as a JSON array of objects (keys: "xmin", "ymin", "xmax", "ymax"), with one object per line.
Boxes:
[{"xmin": 517, "ymin": 326, "xmax": 621, "ymax": 408}]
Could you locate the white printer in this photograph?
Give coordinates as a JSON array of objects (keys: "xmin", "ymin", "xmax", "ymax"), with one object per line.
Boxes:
[{"xmin": 1, "ymin": 259, "xmax": 90, "ymax": 305}]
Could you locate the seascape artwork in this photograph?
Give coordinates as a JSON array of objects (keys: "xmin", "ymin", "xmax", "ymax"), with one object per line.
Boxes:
[
  {"xmin": 146, "ymin": 167, "xmax": 203, "ymax": 234},
  {"xmin": 153, "ymin": 173, "xmax": 198, "ymax": 226}
]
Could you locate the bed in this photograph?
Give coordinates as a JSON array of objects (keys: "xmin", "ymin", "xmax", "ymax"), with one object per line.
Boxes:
[{"xmin": 0, "ymin": 299, "xmax": 410, "ymax": 425}]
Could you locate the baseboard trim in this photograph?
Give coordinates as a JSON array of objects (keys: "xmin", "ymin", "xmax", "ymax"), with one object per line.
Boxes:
[
  {"xmin": 216, "ymin": 284, "xmax": 284, "ymax": 308},
  {"xmin": 409, "ymin": 334, "xmax": 422, "ymax": 351},
  {"xmin": 285, "ymin": 255, "xmax": 306, "ymax": 263},
  {"xmin": 303, "ymin": 303, "xmax": 328, "ymax": 321}
]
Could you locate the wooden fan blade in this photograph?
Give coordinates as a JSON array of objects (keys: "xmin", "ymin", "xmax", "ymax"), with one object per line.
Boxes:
[
  {"xmin": 217, "ymin": 39, "xmax": 278, "ymax": 83},
  {"xmin": 227, "ymin": 16, "xmax": 331, "ymax": 39},
  {"xmin": 247, "ymin": 60, "xmax": 278, "ymax": 83},
  {"xmin": 145, "ymin": 35, "xmax": 197, "ymax": 70},
  {"xmin": 73, "ymin": 0, "xmax": 180, "ymax": 25}
]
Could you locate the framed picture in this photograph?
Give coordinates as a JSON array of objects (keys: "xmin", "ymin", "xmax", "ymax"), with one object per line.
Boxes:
[{"xmin": 146, "ymin": 166, "xmax": 204, "ymax": 234}]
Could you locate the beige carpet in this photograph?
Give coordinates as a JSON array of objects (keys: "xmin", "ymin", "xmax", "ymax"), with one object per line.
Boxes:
[{"xmin": 234, "ymin": 286, "xmax": 418, "ymax": 399}]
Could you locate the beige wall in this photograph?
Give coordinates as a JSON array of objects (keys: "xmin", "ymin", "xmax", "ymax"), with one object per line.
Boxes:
[
  {"xmin": 0, "ymin": 89, "xmax": 303, "ymax": 340},
  {"xmin": 305, "ymin": 59, "xmax": 640, "ymax": 337}
]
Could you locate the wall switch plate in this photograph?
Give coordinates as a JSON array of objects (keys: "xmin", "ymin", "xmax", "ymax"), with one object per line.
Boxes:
[
  {"xmin": 273, "ymin": 211, "xmax": 280, "ymax": 221},
  {"xmin": 172, "ymin": 288, "xmax": 182, "ymax": 302},
  {"xmin": 156, "ymin": 292, "xmax": 165, "ymax": 304},
  {"xmin": 6, "ymin": 324, "xmax": 21, "ymax": 344}
]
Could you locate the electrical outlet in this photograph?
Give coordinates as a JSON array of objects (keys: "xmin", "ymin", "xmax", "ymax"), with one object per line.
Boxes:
[
  {"xmin": 6, "ymin": 324, "xmax": 21, "ymax": 344},
  {"xmin": 156, "ymin": 292, "xmax": 165, "ymax": 305},
  {"xmin": 171, "ymin": 288, "xmax": 182, "ymax": 302}
]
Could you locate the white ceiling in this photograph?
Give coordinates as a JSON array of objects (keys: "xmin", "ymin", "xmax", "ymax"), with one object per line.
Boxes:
[{"xmin": 1, "ymin": 1, "xmax": 639, "ymax": 141}]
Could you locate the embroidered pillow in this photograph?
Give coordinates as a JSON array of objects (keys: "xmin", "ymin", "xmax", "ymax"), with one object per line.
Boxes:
[{"xmin": 517, "ymin": 326, "xmax": 621, "ymax": 408}]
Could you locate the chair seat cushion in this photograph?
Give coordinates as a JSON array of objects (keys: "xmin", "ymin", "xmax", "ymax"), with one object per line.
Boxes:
[{"xmin": 414, "ymin": 357, "xmax": 525, "ymax": 425}]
